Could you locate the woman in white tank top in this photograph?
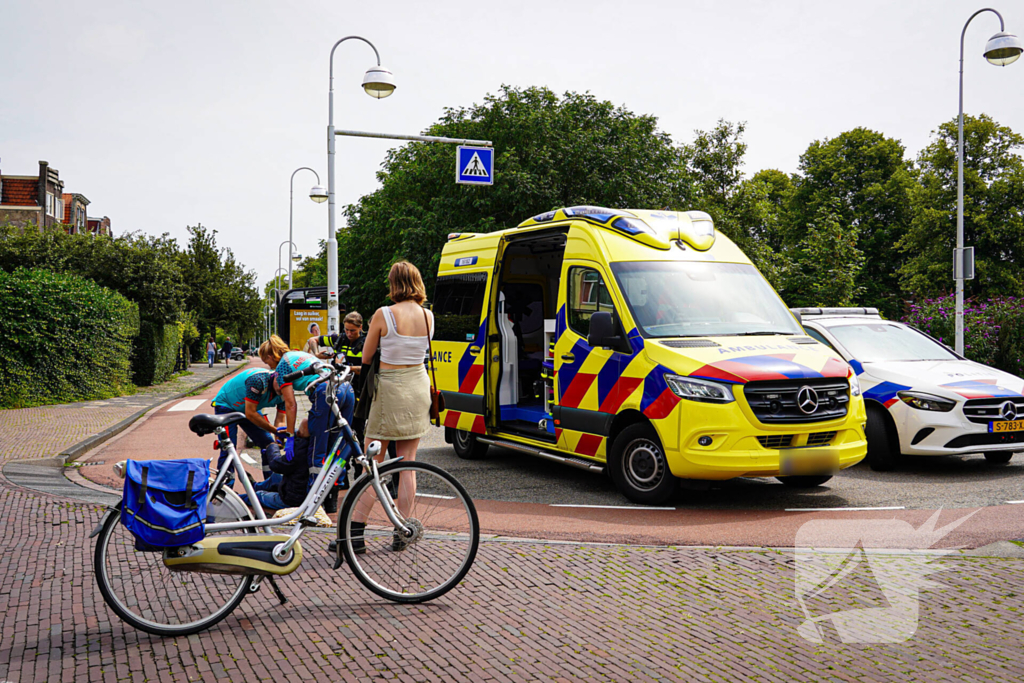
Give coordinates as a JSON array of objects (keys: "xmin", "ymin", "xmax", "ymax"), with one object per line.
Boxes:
[{"xmin": 355, "ymin": 261, "xmax": 434, "ymax": 544}]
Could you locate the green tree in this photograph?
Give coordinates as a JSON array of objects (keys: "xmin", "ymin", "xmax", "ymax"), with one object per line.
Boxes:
[
  {"xmin": 179, "ymin": 224, "xmax": 262, "ymax": 344},
  {"xmin": 786, "ymin": 201, "xmax": 866, "ymax": 307},
  {"xmin": 786, "ymin": 128, "xmax": 915, "ymax": 317},
  {"xmin": 900, "ymin": 114, "xmax": 1024, "ymax": 300},
  {"xmin": 324, "ymin": 85, "xmax": 692, "ymax": 313}
]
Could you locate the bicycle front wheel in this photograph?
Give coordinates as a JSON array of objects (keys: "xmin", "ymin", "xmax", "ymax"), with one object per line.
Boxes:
[
  {"xmin": 94, "ymin": 486, "xmax": 255, "ymax": 636},
  {"xmin": 338, "ymin": 461, "xmax": 479, "ymax": 603}
]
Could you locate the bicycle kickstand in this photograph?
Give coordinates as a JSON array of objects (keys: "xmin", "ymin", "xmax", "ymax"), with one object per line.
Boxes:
[{"xmin": 267, "ymin": 576, "xmax": 288, "ymax": 605}]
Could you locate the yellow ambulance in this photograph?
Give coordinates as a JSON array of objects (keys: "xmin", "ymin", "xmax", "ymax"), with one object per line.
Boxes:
[{"xmin": 431, "ymin": 206, "xmax": 867, "ymax": 504}]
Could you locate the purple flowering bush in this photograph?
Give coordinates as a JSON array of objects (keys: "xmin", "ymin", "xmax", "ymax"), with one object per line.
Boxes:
[{"xmin": 903, "ymin": 294, "xmax": 1024, "ymax": 378}]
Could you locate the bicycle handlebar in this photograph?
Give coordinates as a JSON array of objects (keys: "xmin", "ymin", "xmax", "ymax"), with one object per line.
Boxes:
[{"xmin": 282, "ymin": 365, "xmax": 319, "ymax": 383}]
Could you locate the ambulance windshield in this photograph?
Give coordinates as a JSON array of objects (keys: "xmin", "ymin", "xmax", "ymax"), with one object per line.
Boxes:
[{"xmin": 611, "ymin": 261, "xmax": 802, "ymax": 338}]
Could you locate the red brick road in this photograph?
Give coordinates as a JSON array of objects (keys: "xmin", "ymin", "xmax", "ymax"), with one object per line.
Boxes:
[{"xmin": 1, "ymin": 484, "xmax": 1022, "ymax": 682}]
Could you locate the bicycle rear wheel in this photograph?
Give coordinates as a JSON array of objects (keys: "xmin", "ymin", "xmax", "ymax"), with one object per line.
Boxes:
[
  {"xmin": 94, "ymin": 486, "xmax": 255, "ymax": 636},
  {"xmin": 338, "ymin": 461, "xmax": 479, "ymax": 603}
]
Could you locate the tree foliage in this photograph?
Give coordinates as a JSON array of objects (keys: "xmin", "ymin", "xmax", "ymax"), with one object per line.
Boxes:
[{"xmin": 900, "ymin": 114, "xmax": 1024, "ymax": 301}]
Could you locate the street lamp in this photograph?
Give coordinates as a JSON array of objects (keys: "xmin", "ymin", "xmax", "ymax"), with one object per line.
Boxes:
[
  {"xmin": 326, "ymin": 36, "xmax": 395, "ymax": 334},
  {"xmin": 277, "ymin": 240, "xmax": 299, "ymax": 303},
  {"xmin": 289, "ymin": 167, "xmax": 324, "ymax": 289},
  {"xmin": 955, "ymin": 9, "xmax": 1022, "ymax": 355}
]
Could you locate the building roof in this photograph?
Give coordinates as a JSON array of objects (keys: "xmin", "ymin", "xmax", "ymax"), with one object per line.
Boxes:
[{"xmin": 0, "ymin": 177, "xmax": 38, "ymax": 206}]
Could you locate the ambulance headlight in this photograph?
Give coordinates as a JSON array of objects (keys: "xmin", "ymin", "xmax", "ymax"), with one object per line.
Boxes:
[
  {"xmin": 665, "ymin": 375, "xmax": 735, "ymax": 404},
  {"xmin": 848, "ymin": 372, "xmax": 861, "ymax": 397}
]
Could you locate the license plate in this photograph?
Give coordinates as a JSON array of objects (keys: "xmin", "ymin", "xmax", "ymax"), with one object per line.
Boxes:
[
  {"xmin": 990, "ymin": 419, "xmax": 1024, "ymax": 433},
  {"xmin": 779, "ymin": 447, "xmax": 839, "ymax": 476}
]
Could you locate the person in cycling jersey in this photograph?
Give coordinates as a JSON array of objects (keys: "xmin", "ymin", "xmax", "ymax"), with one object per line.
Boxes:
[
  {"xmin": 210, "ymin": 367, "xmax": 286, "ymax": 485},
  {"xmin": 274, "ymin": 349, "xmax": 321, "ymax": 435}
]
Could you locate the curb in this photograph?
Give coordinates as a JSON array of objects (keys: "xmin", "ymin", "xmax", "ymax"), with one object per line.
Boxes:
[{"xmin": 59, "ymin": 361, "xmax": 250, "ymax": 464}]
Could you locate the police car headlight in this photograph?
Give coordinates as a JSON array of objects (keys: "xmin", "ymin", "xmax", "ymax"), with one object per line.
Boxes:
[
  {"xmin": 848, "ymin": 372, "xmax": 861, "ymax": 397},
  {"xmin": 896, "ymin": 391, "xmax": 956, "ymax": 412},
  {"xmin": 665, "ymin": 375, "xmax": 735, "ymax": 403}
]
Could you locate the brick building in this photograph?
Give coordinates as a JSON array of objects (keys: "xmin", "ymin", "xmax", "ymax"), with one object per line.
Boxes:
[
  {"xmin": 0, "ymin": 160, "xmax": 64, "ymax": 229},
  {"xmin": 0, "ymin": 160, "xmax": 110, "ymax": 235},
  {"xmin": 62, "ymin": 193, "xmax": 89, "ymax": 234}
]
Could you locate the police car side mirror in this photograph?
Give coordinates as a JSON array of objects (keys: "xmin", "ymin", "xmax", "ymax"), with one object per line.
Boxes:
[{"xmin": 588, "ymin": 311, "xmax": 629, "ymax": 353}]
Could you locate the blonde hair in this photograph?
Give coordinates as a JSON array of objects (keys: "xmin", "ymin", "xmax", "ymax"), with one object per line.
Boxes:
[
  {"xmin": 259, "ymin": 334, "xmax": 289, "ymax": 366},
  {"xmin": 343, "ymin": 311, "xmax": 363, "ymax": 328},
  {"xmin": 387, "ymin": 261, "xmax": 426, "ymax": 304}
]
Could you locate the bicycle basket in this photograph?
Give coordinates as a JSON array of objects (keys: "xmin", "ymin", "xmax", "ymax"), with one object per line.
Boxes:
[{"xmin": 121, "ymin": 458, "xmax": 209, "ymax": 551}]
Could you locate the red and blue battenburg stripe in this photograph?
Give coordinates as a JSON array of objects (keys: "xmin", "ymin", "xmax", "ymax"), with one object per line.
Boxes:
[
  {"xmin": 864, "ymin": 380, "xmax": 912, "ymax": 408},
  {"xmin": 690, "ymin": 354, "xmax": 849, "ymax": 384},
  {"xmin": 940, "ymin": 379, "xmax": 1023, "ymax": 399},
  {"xmin": 456, "ymin": 319, "xmax": 488, "ymax": 394}
]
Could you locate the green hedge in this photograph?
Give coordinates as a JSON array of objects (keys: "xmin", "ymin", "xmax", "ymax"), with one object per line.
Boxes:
[
  {"xmin": 0, "ymin": 268, "xmax": 139, "ymax": 408},
  {"xmin": 132, "ymin": 321, "xmax": 182, "ymax": 386}
]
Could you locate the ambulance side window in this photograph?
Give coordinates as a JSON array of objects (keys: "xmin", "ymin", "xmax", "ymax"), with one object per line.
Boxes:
[
  {"xmin": 432, "ymin": 273, "xmax": 487, "ymax": 342},
  {"xmin": 567, "ymin": 267, "xmax": 614, "ymax": 338}
]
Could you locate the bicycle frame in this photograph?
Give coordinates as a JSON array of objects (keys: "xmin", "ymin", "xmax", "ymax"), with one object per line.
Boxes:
[{"xmin": 204, "ymin": 365, "xmax": 410, "ymax": 562}]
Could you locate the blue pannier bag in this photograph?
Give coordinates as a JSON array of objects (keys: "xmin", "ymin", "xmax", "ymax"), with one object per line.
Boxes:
[{"xmin": 121, "ymin": 458, "xmax": 209, "ymax": 551}]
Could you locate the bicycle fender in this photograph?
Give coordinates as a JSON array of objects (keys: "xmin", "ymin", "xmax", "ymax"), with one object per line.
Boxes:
[{"xmin": 89, "ymin": 502, "xmax": 121, "ymax": 538}]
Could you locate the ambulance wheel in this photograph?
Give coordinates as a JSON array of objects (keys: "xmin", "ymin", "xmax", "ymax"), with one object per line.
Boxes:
[
  {"xmin": 450, "ymin": 428, "xmax": 489, "ymax": 460},
  {"xmin": 609, "ymin": 423, "xmax": 677, "ymax": 505},
  {"xmin": 865, "ymin": 406, "xmax": 901, "ymax": 472},
  {"xmin": 984, "ymin": 452, "xmax": 1013, "ymax": 464}
]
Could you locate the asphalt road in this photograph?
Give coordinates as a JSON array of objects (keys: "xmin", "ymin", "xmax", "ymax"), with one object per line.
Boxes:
[{"xmin": 415, "ymin": 425, "xmax": 1024, "ymax": 510}]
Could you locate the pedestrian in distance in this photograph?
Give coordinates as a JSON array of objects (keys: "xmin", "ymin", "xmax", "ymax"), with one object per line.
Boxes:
[
  {"xmin": 352, "ymin": 261, "xmax": 435, "ymax": 550},
  {"xmin": 221, "ymin": 337, "xmax": 233, "ymax": 367},
  {"xmin": 206, "ymin": 337, "xmax": 216, "ymax": 368}
]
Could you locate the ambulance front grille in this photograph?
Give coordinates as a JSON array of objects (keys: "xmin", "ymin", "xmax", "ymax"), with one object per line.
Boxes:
[{"xmin": 743, "ymin": 379, "xmax": 850, "ymax": 424}]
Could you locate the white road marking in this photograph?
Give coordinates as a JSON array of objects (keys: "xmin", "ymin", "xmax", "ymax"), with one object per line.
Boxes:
[
  {"xmin": 417, "ymin": 493, "xmax": 455, "ymax": 500},
  {"xmin": 550, "ymin": 504, "xmax": 676, "ymax": 511},
  {"xmin": 240, "ymin": 453, "xmax": 259, "ymax": 467},
  {"xmin": 168, "ymin": 399, "xmax": 205, "ymax": 412},
  {"xmin": 785, "ymin": 506, "xmax": 905, "ymax": 512},
  {"xmin": 1005, "ymin": 500, "xmax": 1024, "ymax": 505}
]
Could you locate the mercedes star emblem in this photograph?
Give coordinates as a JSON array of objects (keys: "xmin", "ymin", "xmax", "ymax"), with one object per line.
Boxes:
[
  {"xmin": 797, "ymin": 386, "xmax": 819, "ymax": 414},
  {"xmin": 999, "ymin": 401, "xmax": 1018, "ymax": 421}
]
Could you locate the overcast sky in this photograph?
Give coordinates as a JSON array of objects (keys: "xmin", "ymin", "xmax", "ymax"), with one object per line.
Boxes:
[{"xmin": 2, "ymin": 0, "xmax": 1022, "ymax": 286}]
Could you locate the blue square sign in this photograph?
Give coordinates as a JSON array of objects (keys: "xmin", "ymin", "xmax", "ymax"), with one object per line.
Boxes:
[{"xmin": 456, "ymin": 146, "xmax": 494, "ymax": 186}]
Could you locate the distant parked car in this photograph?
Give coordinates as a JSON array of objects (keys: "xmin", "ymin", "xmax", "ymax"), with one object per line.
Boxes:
[
  {"xmin": 230, "ymin": 347, "xmax": 245, "ymax": 361},
  {"xmin": 797, "ymin": 307, "xmax": 1024, "ymax": 471}
]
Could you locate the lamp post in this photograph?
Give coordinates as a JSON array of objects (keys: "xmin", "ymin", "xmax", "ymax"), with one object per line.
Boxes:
[
  {"xmin": 277, "ymin": 241, "xmax": 302, "ymax": 303},
  {"xmin": 954, "ymin": 9, "xmax": 1022, "ymax": 355},
  {"xmin": 326, "ymin": 36, "xmax": 396, "ymax": 334},
  {"xmin": 290, "ymin": 167, "xmax": 327, "ymax": 290}
]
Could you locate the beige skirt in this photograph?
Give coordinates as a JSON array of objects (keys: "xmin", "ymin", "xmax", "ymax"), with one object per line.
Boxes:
[{"xmin": 365, "ymin": 365, "xmax": 432, "ymax": 441}]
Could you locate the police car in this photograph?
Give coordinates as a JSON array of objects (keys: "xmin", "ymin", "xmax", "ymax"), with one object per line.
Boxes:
[{"xmin": 797, "ymin": 308, "xmax": 1024, "ymax": 470}]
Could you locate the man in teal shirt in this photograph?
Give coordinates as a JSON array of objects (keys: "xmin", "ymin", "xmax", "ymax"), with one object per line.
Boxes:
[
  {"xmin": 274, "ymin": 350, "xmax": 321, "ymax": 435},
  {"xmin": 211, "ymin": 368, "xmax": 285, "ymax": 485}
]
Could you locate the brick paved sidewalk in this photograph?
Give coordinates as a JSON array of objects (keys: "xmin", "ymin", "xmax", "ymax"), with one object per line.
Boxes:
[
  {"xmin": 0, "ymin": 360, "xmax": 249, "ymax": 467},
  {"xmin": 0, "ymin": 484, "xmax": 1021, "ymax": 682}
]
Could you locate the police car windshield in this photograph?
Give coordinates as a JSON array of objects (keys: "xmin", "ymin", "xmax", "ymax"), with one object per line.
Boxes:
[
  {"xmin": 610, "ymin": 261, "xmax": 802, "ymax": 338},
  {"xmin": 826, "ymin": 323, "xmax": 958, "ymax": 362}
]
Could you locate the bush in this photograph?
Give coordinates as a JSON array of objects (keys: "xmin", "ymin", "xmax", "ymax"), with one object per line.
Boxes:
[
  {"xmin": 903, "ymin": 294, "xmax": 1024, "ymax": 377},
  {"xmin": 132, "ymin": 321, "xmax": 182, "ymax": 386},
  {"xmin": 0, "ymin": 268, "xmax": 139, "ymax": 408}
]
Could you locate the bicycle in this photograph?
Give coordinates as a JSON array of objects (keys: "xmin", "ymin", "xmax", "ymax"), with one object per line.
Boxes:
[{"xmin": 92, "ymin": 360, "xmax": 480, "ymax": 637}]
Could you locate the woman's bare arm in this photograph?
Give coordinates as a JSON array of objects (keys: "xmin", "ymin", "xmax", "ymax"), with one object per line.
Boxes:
[{"xmin": 361, "ymin": 308, "xmax": 385, "ymax": 363}]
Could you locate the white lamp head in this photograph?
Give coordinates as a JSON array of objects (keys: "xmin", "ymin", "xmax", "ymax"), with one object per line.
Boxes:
[
  {"xmin": 292, "ymin": 252, "xmax": 303, "ymax": 262},
  {"xmin": 984, "ymin": 31, "xmax": 1023, "ymax": 66},
  {"xmin": 362, "ymin": 65, "xmax": 396, "ymax": 99},
  {"xmin": 309, "ymin": 185, "xmax": 328, "ymax": 203}
]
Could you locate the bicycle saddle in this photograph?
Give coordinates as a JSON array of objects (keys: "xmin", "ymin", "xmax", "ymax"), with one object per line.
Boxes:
[{"xmin": 188, "ymin": 412, "xmax": 247, "ymax": 436}]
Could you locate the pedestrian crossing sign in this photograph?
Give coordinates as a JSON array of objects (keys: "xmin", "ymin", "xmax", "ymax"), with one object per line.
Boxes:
[{"xmin": 456, "ymin": 146, "xmax": 494, "ymax": 186}]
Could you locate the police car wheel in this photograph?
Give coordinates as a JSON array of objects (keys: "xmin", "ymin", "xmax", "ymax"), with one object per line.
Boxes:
[
  {"xmin": 451, "ymin": 429, "xmax": 489, "ymax": 460},
  {"xmin": 610, "ymin": 424, "xmax": 677, "ymax": 505},
  {"xmin": 984, "ymin": 452, "xmax": 1013, "ymax": 464},
  {"xmin": 865, "ymin": 407, "xmax": 901, "ymax": 472}
]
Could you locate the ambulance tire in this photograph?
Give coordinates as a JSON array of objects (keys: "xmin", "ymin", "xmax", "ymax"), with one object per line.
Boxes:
[
  {"xmin": 609, "ymin": 423, "xmax": 678, "ymax": 505},
  {"xmin": 451, "ymin": 428, "xmax": 489, "ymax": 460},
  {"xmin": 865, "ymin": 406, "xmax": 901, "ymax": 472}
]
